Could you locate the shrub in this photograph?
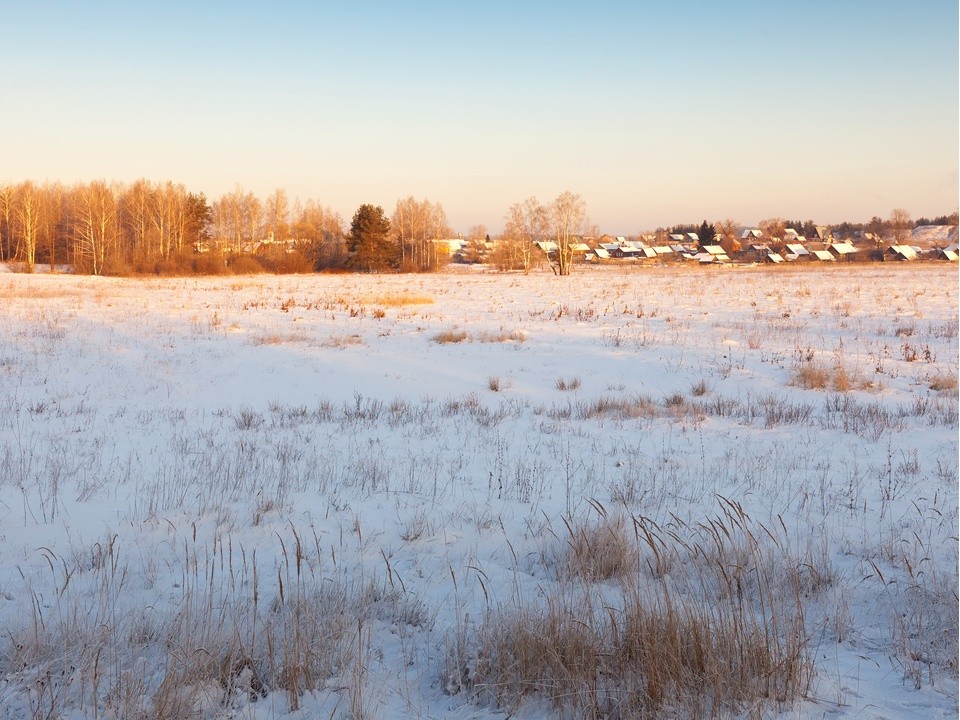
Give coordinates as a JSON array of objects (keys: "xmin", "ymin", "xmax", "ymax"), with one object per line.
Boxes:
[{"xmin": 228, "ymin": 255, "xmax": 268, "ymax": 275}]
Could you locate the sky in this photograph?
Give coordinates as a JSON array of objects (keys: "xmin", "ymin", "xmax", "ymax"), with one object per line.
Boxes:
[{"xmin": 3, "ymin": 0, "xmax": 957, "ymax": 234}]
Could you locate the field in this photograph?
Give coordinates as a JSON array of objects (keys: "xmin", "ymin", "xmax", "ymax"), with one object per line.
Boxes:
[{"xmin": 0, "ymin": 264, "xmax": 956, "ymax": 719}]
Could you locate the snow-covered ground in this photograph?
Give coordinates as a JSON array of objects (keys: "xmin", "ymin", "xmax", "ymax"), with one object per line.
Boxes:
[{"xmin": 0, "ymin": 264, "xmax": 956, "ymax": 719}]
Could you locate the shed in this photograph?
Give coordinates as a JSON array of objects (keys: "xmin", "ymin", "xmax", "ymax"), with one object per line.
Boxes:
[{"xmin": 811, "ymin": 250, "xmax": 835, "ymax": 261}]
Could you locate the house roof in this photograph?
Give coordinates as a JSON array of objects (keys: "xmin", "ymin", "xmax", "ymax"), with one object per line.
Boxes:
[
  {"xmin": 940, "ymin": 249, "xmax": 958, "ymax": 261},
  {"xmin": 829, "ymin": 242, "xmax": 858, "ymax": 255},
  {"xmin": 766, "ymin": 253, "xmax": 784, "ymax": 263},
  {"xmin": 812, "ymin": 250, "xmax": 835, "ymax": 261},
  {"xmin": 889, "ymin": 245, "xmax": 918, "ymax": 260},
  {"xmin": 703, "ymin": 245, "xmax": 726, "ymax": 255},
  {"xmin": 740, "ymin": 229, "xmax": 763, "ymax": 239},
  {"xmin": 594, "ymin": 247, "xmax": 611, "ymax": 259},
  {"xmin": 785, "ymin": 243, "xmax": 810, "ymax": 256}
]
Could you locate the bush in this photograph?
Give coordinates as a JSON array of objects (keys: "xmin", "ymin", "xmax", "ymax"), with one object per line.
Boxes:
[{"xmin": 228, "ymin": 255, "xmax": 268, "ymax": 275}]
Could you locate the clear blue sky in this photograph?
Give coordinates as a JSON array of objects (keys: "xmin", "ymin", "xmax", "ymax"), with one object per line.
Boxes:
[{"xmin": 4, "ymin": 1, "xmax": 957, "ymax": 233}]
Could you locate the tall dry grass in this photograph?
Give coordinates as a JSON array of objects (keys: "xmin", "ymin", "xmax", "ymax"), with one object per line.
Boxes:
[{"xmin": 446, "ymin": 501, "xmax": 817, "ymax": 718}]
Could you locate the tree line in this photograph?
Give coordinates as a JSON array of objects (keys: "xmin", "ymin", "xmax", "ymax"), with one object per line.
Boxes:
[
  {"xmin": 0, "ymin": 181, "xmax": 594, "ymax": 277},
  {"xmin": 1, "ymin": 179, "xmax": 955, "ymax": 276}
]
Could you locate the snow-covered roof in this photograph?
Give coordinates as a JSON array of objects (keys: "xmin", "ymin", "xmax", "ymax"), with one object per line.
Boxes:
[
  {"xmin": 889, "ymin": 245, "xmax": 918, "ymax": 260},
  {"xmin": 766, "ymin": 253, "xmax": 784, "ymax": 263},
  {"xmin": 741, "ymin": 229, "xmax": 762, "ymax": 239},
  {"xmin": 829, "ymin": 243, "xmax": 858, "ymax": 255},
  {"xmin": 594, "ymin": 247, "xmax": 611, "ymax": 259},
  {"xmin": 812, "ymin": 250, "xmax": 835, "ymax": 261},
  {"xmin": 653, "ymin": 246, "xmax": 673, "ymax": 254},
  {"xmin": 703, "ymin": 245, "xmax": 726, "ymax": 255},
  {"xmin": 785, "ymin": 243, "xmax": 809, "ymax": 256}
]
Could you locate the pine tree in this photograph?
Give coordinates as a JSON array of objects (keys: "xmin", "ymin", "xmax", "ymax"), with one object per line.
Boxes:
[
  {"xmin": 698, "ymin": 219, "xmax": 716, "ymax": 246},
  {"xmin": 348, "ymin": 204, "xmax": 395, "ymax": 272}
]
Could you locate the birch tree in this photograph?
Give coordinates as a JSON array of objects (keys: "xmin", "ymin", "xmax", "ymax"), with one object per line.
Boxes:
[
  {"xmin": 499, "ymin": 196, "xmax": 548, "ymax": 273},
  {"xmin": 550, "ymin": 190, "xmax": 587, "ymax": 276},
  {"xmin": 13, "ymin": 181, "xmax": 42, "ymax": 272},
  {"xmin": 73, "ymin": 181, "xmax": 119, "ymax": 275},
  {"xmin": 392, "ymin": 196, "xmax": 450, "ymax": 272}
]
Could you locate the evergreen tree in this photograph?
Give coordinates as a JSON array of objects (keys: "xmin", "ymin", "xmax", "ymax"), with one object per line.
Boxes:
[
  {"xmin": 348, "ymin": 204, "xmax": 395, "ymax": 272},
  {"xmin": 698, "ymin": 219, "xmax": 716, "ymax": 246}
]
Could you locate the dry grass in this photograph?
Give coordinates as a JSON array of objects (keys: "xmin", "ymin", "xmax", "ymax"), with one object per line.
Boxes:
[
  {"xmin": 448, "ymin": 504, "xmax": 816, "ymax": 718},
  {"xmin": 359, "ymin": 293, "xmax": 434, "ymax": 307},
  {"xmin": 487, "ymin": 376, "xmax": 511, "ymax": 392},
  {"xmin": 792, "ymin": 360, "xmax": 873, "ymax": 392},
  {"xmin": 322, "ymin": 334, "xmax": 364, "ymax": 348},
  {"xmin": 560, "ymin": 513, "xmax": 636, "ymax": 582},
  {"xmin": 0, "ymin": 530, "xmax": 428, "ymax": 717},
  {"xmin": 575, "ymin": 395, "xmax": 659, "ymax": 421},
  {"xmin": 432, "ymin": 328, "xmax": 469, "ymax": 344},
  {"xmin": 929, "ymin": 372, "xmax": 958, "ymax": 393},
  {"xmin": 250, "ymin": 331, "xmax": 307, "ymax": 346},
  {"xmin": 555, "ymin": 376, "xmax": 582, "ymax": 391},
  {"xmin": 475, "ymin": 329, "xmax": 527, "ymax": 343}
]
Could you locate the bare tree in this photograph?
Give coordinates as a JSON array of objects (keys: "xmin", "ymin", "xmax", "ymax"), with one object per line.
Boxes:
[
  {"xmin": 294, "ymin": 200, "xmax": 345, "ymax": 269},
  {"xmin": 759, "ymin": 217, "xmax": 787, "ymax": 250},
  {"xmin": 392, "ymin": 196, "xmax": 450, "ymax": 272},
  {"xmin": 464, "ymin": 224, "xmax": 488, "ymax": 264},
  {"xmin": 889, "ymin": 208, "xmax": 912, "ymax": 245},
  {"xmin": 500, "ymin": 196, "xmax": 548, "ymax": 273},
  {"xmin": 72, "ymin": 181, "xmax": 119, "ymax": 275},
  {"xmin": 264, "ymin": 188, "xmax": 289, "ymax": 244},
  {"xmin": 0, "ymin": 185, "xmax": 13, "ymax": 263},
  {"xmin": 120, "ymin": 179, "xmax": 154, "ymax": 262},
  {"xmin": 40, "ymin": 183, "xmax": 66, "ymax": 271},
  {"xmin": 550, "ymin": 190, "xmax": 587, "ymax": 276},
  {"xmin": 714, "ymin": 218, "xmax": 741, "ymax": 254},
  {"xmin": 12, "ymin": 181, "xmax": 42, "ymax": 272}
]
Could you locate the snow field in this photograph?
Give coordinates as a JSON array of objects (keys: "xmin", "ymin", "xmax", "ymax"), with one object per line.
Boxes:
[{"xmin": 0, "ymin": 264, "xmax": 956, "ymax": 719}]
